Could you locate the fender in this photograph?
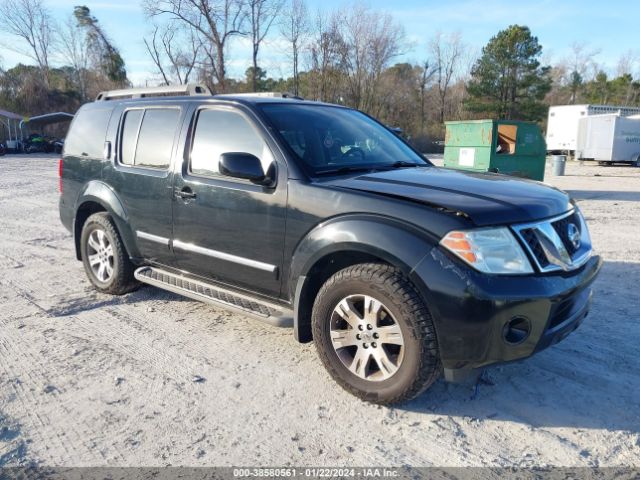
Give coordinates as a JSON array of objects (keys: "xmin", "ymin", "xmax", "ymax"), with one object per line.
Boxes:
[
  {"xmin": 288, "ymin": 214, "xmax": 440, "ymax": 341},
  {"xmin": 73, "ymin": 180, "xmax": 140, "ymax": 260}
]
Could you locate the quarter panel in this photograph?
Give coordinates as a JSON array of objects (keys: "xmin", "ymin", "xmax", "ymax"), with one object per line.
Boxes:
[
  {"xmin": 60, "ymin": 156, "xmax": 104, "ymax": 232},
  {"xmin": 74, "ymin": 180, "xmax": 140, "ymax": 259}
]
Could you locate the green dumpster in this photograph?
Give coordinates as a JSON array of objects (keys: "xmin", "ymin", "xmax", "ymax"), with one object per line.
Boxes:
[{"xmin": 443, "ymin": 120, "xmax": 547, "ymax": 181}]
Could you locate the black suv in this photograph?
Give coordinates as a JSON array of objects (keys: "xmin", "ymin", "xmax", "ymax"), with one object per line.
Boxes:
[{"xmin": 59, "ymin": 85, "xmax": 602, "ymax": 404}]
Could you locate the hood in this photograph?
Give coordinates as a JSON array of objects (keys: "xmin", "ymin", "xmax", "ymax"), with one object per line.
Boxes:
[{"xmin": 324, "ymin": 167, "xmax": 572, "ymax": 226}]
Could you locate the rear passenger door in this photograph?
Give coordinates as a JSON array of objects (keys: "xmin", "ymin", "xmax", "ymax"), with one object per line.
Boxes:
[
  {"xmin": 171, "ymin": 105, "xmax": 287, "ymax": 298},
  {"xmin": 103, "ymin": 104, "xmax": 183, "ymax": 265}
]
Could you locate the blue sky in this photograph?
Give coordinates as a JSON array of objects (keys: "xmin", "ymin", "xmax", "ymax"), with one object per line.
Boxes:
[{"xmin": 1, "ymin": 0, "xmax": 638, "ymax": 85}]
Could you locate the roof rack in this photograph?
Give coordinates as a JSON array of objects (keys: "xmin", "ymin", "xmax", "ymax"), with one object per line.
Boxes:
[
  {"xmin": 216, "ymin": 92, "xmax": 304, "ymax": 100},
  {"xmin": 95, "ymin": 84, "xmax": 212, "ymax": 101}
]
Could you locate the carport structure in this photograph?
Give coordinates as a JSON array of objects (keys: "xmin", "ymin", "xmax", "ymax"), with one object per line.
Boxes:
[
  {"xmin": 0, "ymin": 108, "xmax": 23, "ymax": 151},
  {"xmin": 20, "ymin": 112, "xmax": 74, "ymax": 138}
]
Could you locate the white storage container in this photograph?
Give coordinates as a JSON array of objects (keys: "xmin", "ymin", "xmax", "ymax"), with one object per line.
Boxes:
[
  {"xmin": 546, "ymin": 104, "xmax": 640, "ymax": 152},
  {"xmin": 576, "ymin": 114, "xmax": 640, "ymax": 164}
]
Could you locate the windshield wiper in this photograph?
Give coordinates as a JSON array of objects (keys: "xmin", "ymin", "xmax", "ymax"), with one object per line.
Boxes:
[
  {"xmin": 315, "ymin": 161, "xmax": 429, "ymax": 176},
  {"xmin": 387, "ymin": 161, "xmax": 429, "ymax": 168},
  {"xmin": 315, "ymin": 165, "xmax": 380, "ymax": 176}
]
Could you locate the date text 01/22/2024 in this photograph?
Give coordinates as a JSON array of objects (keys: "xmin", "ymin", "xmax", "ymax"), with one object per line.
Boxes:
[{"xmin": 232, "ymin": 468, "xmax": 400, "ymax": 477}]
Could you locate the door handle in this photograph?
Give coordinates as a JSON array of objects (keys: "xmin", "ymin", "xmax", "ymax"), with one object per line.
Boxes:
[
  {"xmin": 175, "ymin": 187, "xmax": 197, "ymax": 200},
  {"xmin": 103, "ymin": 141, "xmax": 112, "ymax": 160}
]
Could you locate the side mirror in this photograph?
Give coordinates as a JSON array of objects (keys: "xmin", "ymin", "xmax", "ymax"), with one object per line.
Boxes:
[{"xmin": 219, "ymin": 152, "xmax": 271, "ymax": 185}]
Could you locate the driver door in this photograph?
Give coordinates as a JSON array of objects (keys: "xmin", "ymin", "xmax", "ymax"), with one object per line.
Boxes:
[{"xmin": 171, "ymin": 105, "xmax": 288, "ymax": 298}]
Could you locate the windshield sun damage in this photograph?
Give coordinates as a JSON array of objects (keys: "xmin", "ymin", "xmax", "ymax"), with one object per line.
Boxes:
[{"xmin": 260, "ymin": 104, "xmax": 430, "ymax": 175}]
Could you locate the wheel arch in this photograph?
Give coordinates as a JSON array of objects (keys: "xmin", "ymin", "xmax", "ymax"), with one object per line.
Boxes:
[
  {"xmin": 73, "ymin": 181, "xmax": 138, "ymax": 261},
  {"xmin": 289, "ymin": 215, "xmax": 438, "ymax": 342}
]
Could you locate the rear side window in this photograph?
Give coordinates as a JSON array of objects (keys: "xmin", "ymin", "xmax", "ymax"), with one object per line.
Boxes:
[
  {"xmin": 135, "ymin": 109, "xmax": 180, "ymax": 168},
  {"xmin": 120, "ymin": 109, "xmax": 143, "ymax": 165},
  {"xmin": 64, "ymin": 107, "xmax": 113, "ymax": 158},
  {"xmin": 190, "ymin": 109, "xmax": 272, "ymax": 177},
  {"xmin": 118, "ymin": 107, "xmax": 180, "ymax": 169}
]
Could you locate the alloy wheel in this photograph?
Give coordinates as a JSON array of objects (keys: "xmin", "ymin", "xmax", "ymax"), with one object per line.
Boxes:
[
  {"xmin": 329, "ymin": 294, "xmax": 405, "ymax": 381},
  {"xmin": 86, "ymin": 228, "xmax": 114, "ymax": 283}
]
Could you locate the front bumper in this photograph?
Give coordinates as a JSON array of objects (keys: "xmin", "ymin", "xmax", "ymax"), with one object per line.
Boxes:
[{"xmin": 410, "ymin": 248, "xmax": 602, "ymax": 371}]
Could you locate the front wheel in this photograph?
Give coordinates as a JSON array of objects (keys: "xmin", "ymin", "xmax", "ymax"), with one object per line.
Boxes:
[
  {"xmin": 312, "ymin": 263, "xmax": 441, "ymax": 405},
  {"xmin": 80, "ymin": 212, "xmax": 139, "ymax": 295}
]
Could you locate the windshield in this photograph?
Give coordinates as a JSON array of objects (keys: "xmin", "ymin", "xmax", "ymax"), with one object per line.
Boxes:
[{"xmin": 259, "ymin": 104, "xmax": 430, "ymax": 175}]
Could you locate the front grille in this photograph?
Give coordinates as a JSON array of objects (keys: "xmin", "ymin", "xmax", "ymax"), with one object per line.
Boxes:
[
  {"xmin": 552, "ymin": 212, "xmax": 581, "ymax": 255},
  {"xmin": 548, "ymin": 297, "xmax": 575, "ymax": 329},
  {"xmin": 547, "ymin": 288, "xmax": 590, "ymax": 330},
  {"xmin": 512, "ymin": 209, "xmax": 592, "ymax": 273},
  {"xmin": 519, "ymin": 228, "xmax": 550, "ymax": 268}
]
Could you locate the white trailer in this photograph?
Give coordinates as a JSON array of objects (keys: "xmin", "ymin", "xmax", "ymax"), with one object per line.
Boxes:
[
  {"xmin": 576, "ymin": 114, "xmax": 640, "ymax": 165},
  {"xmin": 546, "ymin": 104, "xmax": 640, "ymax": 153}
]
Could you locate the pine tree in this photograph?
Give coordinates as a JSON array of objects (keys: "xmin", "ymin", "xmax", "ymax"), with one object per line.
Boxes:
[
  {"xmin": 74, "ymin": 6, "xmax": 128, "ymax": 85},
  {"xmin": 466, "ymin": 25, "xmax": 551, "ymax": 121}
]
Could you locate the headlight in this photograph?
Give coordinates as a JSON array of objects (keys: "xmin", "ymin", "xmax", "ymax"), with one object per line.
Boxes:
[{"xmin": 440, "ymin": 227, "xmax": 533, "ymax": 275}]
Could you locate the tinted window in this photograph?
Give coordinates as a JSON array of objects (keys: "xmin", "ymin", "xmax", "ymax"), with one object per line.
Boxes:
[
  {"xmin": 120, "ymin": 109, "xmax": 143, "ymax": 165},
  {"xmin": 135, "ymin": 109, "xmax": 180, "ymax": 169},
  {"xmin": 259, "ymin": 105, "xmax": 428, "ymax": 175},
  {"xmin": 64, "ymin": 106, "xmax": 113, "ymax": 158},
  {"xmin": 190, "ymin": 109, "xmax": 272, "ymax": 177}
]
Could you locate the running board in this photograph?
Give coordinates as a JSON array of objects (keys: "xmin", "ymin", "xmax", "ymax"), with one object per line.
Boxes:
[{"xmin": 134, "ymin": 266, "xmax": 293, "ymax": 328}]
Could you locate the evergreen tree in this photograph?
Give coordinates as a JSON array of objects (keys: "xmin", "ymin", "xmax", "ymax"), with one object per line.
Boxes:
[
  {"xmin": 74, "ymin": 6, "xmax": 127, "ymax": 85},
  {"xmin": 466, "ymin": 25, "xmax": 551, "ymax": 120}
]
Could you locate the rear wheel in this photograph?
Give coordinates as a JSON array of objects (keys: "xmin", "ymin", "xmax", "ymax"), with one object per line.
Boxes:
[
  {"xmin": 312, "ymin": 263, "xmax": 441, "ymax": 405},
  {"xmin": 80, "ymin": 212, "xmax": 139, "ymax": 295}
]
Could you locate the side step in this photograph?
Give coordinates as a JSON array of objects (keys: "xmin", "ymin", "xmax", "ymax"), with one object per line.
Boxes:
[{"xmin": 134, "ymin": 266, "xmax": 293, "ymax": 328}]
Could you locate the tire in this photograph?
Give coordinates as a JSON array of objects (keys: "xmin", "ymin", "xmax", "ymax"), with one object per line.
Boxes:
[
  {"xmin": 80, "ymin": 212, "xmax": 139, "ymax": 295},
  {"xmin": 312, "ymin": 263, "xmax": 441, "ymax": 405}
]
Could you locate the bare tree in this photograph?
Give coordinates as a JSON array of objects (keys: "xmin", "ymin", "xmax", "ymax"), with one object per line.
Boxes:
[
  {"xmin": 247, "ymin": 0, "xmax": 283, "ymax": 91},
  {"xmin": 0, "ymin": 0, "xmax": 55, "ymax": 85},
  {"xmin": 430, "ymin": 31, "xmax": 464, "ymax": 124},
  {"xmin": 144, "ymin": 0, "xmax": 246, "ymax": 93},
  {"xmin": 307, "ymin": 9, "xmax": 344, "ymax": 102},
  {"xmin": 563, "ymin": 42, "xmax": 600, "ymax": 103},
  {"xmin": 144, "ymin": 23, "xmax": 201, "ymax": 85},
  {"xmin": 567, "ymin": 42, "xmax": 600, "ymax": 80},
  {"xmin": 280, "ymin": 0, "xmax": 309, "ymax": 96},
  {"xmin": 615, "ymin": 51, "xmax": 640, "ymax": 106},
  {"xmin": 58, "ymin": 16, "xmax": 90, "ymax": 100},
  {"xmin": 616, "ymin": 50, "xmax": 639, "ymax": 77},
  {"xmin": 419, "ymin": 60, "xmax": 435, "ymax": 131},
  {"xmin": 338, "ymin": 4, "xmax": 405, "ymax": 111},
  {"xmin": 376, "ymin": 62, "xmax": 423, "ymax": 134},
  {"xmin": 144, "ymin": 26, "xmax": 171, "ymax": 86}
]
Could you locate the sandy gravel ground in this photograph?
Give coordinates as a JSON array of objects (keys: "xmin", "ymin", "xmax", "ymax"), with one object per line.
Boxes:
[{"xmin": 0, "ymin": 154, "xmax": 639, "ymax": 468}]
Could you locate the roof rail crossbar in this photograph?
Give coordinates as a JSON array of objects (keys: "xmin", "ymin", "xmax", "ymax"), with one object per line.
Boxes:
[{"xmin": 96, "ymin": 84, "xmax": 212, "ymax": 101}]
